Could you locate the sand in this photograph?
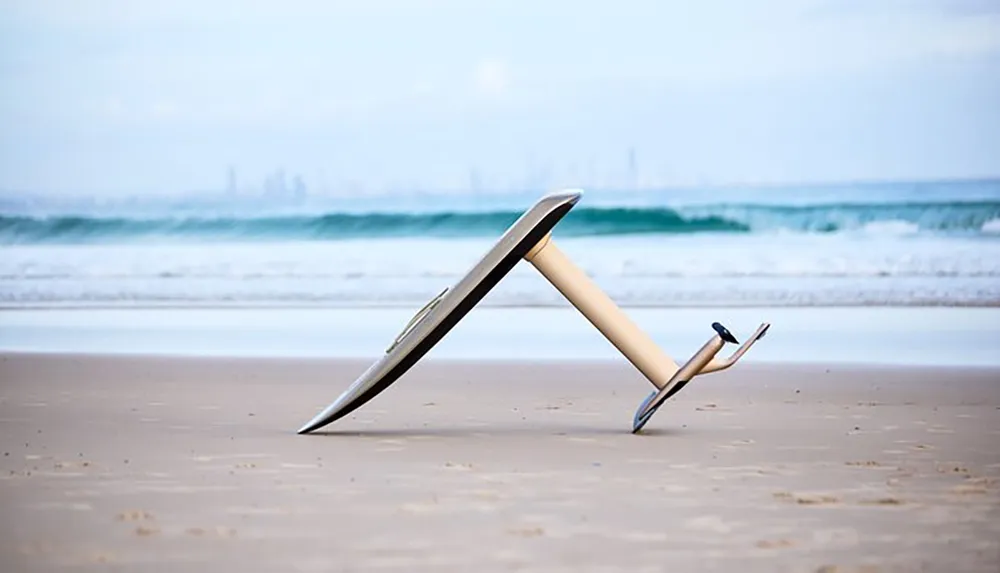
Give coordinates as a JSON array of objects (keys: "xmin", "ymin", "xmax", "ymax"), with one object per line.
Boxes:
[{"xmin": 1, "ymin": 353, "xmax": 998, "ymax": 572}]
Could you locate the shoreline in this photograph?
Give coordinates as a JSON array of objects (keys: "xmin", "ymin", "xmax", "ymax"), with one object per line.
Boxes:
[
  {"xmin": 5, "ymin": 350, "xmax": 1000, "ymax": 373},
  {"xmin": 2, "ymin": 306, "xmax": 998, "ymax": 368},
  {"xmin": 4, "ymin": 300, "xmax": 1000, "ymax": 310}
]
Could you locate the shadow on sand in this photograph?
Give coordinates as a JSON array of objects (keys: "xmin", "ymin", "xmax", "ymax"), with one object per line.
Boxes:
[{"xmin": 301, "ymin": 423, "xmax": 686, "ymax": 439}]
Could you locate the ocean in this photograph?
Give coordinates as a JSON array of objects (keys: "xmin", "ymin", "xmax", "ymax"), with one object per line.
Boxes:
[{"xmin": 1, "ymin": 179, "xmax": 999, "ymax": 309}]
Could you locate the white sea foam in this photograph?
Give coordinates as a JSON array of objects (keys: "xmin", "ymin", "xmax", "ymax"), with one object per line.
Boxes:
[
  {"xmin": 859, "ymin": 220, "xmax": 920, "ymax": 236},
  {"xmin": 2, "ymin": 233, "xmax": 999, "ymax": 307}
]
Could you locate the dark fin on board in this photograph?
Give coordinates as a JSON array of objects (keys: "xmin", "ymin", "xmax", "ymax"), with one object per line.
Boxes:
[{"xmin": 711, "ymin": 322, "xmax": 739, "ymax": 344}]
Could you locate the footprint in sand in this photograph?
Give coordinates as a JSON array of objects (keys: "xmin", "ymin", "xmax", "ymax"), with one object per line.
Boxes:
[
  {"xmin": 858, "ymin": 497, "xmax": 905, "ymax": 506},
  {"xmin": 951, "ymin": 482, "xmax": 990, "ymax": 495},
  {"xmin": 186, "ymin": 527, "xmax": 237, "ymax": 538},
  {"xmin": 756, "ymin": 538, "xmax": 795, "ymax": 549},
  {"xmin": 796, "ymin": 496, "xmax": 840, "ymax": 505},
  {"xmin": 507, "ymin": 526, "xmax": 545, "ymax": 538},
  {"xmin": 774, "ymin": 492, "xmax": 840, "ymax": 506},
  {"xmin": 116, "ymin": 510, "xmax": 155, "ymax": 522},
  {"xmin": 89, "ymin": 551, "xmax": 116, "ymax": 563},
  {"xmin": 444, "ymin": 462, "xmax": 473, "ymax": 470},
  {"xmin": 683, "ymin": 515, "xmax": 737, "ymax": 534}
]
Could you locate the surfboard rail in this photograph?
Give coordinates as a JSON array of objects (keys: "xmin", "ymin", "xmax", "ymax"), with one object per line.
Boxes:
[{"xmin": 296, "ymin": 190, "xmax": 583, "ymax": 434}]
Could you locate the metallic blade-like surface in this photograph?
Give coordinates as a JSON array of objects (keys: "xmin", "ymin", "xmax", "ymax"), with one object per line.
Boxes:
[{"xmin": 297, "ymin": 190, "xmax": 582, "ymax": 434}]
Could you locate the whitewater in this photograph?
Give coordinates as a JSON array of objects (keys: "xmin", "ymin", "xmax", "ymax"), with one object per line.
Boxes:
[{"xmin": 1, "ymin": 180, "xmax": 998, "ymax": 307}]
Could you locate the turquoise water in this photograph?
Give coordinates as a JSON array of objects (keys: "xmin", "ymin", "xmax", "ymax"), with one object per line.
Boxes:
[
  {"xmin": 1, "ymin": 180, "xmax": 999, "ymax": 307},
  {"xmin": 2, "ymin": 200, "xmax": 998, "ymax": 243}
]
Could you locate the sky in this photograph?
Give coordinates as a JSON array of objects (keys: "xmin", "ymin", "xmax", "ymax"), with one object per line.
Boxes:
[{"xmin": 1, "ymin": 0, "xmax": 999, "ymax": 195}]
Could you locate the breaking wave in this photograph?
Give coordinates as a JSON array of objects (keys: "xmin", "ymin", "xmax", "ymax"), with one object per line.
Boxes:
[{"xmin": 1, "ymin": 201, "xmax": 999, "ymax": 244}]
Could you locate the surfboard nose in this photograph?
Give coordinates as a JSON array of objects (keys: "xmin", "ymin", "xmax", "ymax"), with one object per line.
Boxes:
[
  {"xmin": 539, "ymin": 188, "xmax": 584, "ymax": 208},
  {"xmin": 297, "ymin": 400, "xmax": 345, "ymax": 434},
  {"xmin": 297, "ymin": 416, "xmax": 326, "ymax": 434}
]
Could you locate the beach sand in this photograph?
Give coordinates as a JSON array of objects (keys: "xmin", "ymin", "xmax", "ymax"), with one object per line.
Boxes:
[{"xmin": 1, "ymin": 353, "xmax": 998, "ymax": 572}]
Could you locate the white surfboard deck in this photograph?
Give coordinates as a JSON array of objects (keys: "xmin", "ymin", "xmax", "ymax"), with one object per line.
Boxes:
[{"xmin": 297, "ymin": 190, "xmax": 583, "ymax": 434}]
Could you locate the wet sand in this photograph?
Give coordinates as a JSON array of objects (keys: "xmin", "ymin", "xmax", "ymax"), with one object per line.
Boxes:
[{"xmin": 1, "ymin": 353, "xmax": 998, "ymax": 572}]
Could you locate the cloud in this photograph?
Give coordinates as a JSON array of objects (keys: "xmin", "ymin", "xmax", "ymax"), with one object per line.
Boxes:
[
  {"xmin": 410, "ymin": 80, "xmax": 436, "ymax": 96},
  {"xmin": 474, "ymin": 59, "xmax": 510, "ymax": 97},
  {"xmin": 2, "ymin": 0, "xmax": 999, "ymax": 193},
  {"xmin": 923, "ymin": 13, "xmax": 1000, "ymax": 56},
  {"xmin": 104, "ymin": 97, "xmax": 125, "ymax": 117},
  {"xmin": 150, "ymin": 100, "xmax": 179, "ymax": 119},
  {"xmin": 784, "ymin": 0, "xmax": 1000, "ymax": 81},
  {"xmin": 808, "ymin": 0, "xmax": 1000, "ymax": 18},
  {"xmin": 934, "ymin": 0, "xmax": 1000, "ymax": 16}
]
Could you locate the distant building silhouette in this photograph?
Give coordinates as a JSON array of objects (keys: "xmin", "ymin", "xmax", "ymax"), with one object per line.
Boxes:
[
  {"xmin": 226, "ymin": 166, "xmax": 238, "ymax": 195},
  {"xmin": 264, "ymin": 169, "xmax": 288, "ymax": 198},
  {"xmin": 291, "ymin": 174, "xmax": 307, "ymax": 200},
  {"xmin": 628, "ymin": 147, "xmax": 638, "ymax": 190}
]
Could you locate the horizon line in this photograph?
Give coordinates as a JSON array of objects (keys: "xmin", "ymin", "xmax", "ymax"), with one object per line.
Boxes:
[{"xmin": 1, "ymin": 174, "xmax": 999, "ymax": 200}]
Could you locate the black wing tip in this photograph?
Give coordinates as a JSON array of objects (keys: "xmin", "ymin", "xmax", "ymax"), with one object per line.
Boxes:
[
  {"xmin": 711, "ymin": 322, "xmax": 739, "ymax": 344},
  {"xmin": 631, "ymin": 391, "xmax": 659, "ymax": 433},
  {"xmin": 757, "ymin": 323, "xmax": 771, "ymax": 340}
]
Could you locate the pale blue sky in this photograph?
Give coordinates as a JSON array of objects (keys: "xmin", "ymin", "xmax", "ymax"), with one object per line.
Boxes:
[{"xmin": 1, "ymin": 0, "xmax": 999, "ymax": 195}]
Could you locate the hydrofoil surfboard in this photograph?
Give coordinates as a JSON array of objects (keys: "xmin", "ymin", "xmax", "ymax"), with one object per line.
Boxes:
[{"xmin": 297, "ymin": 189, "xmax": 771, "ymax": 434}]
